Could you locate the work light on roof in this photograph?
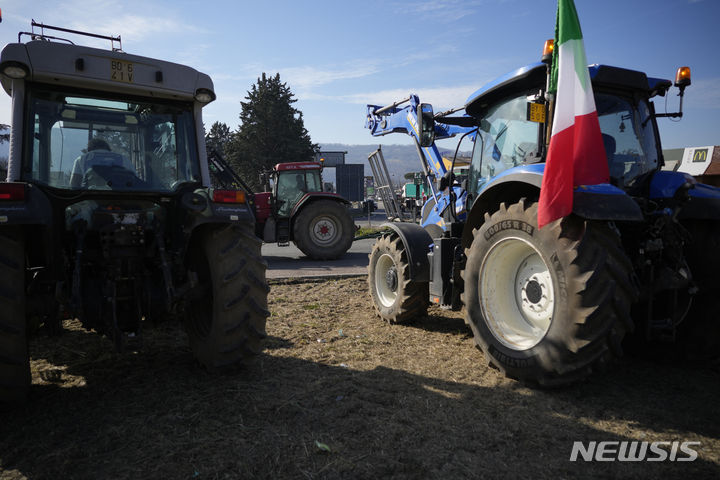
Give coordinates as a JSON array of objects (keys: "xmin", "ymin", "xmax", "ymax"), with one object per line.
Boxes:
[
  {"xmin": 1, "ymin": 61, "xmax": 28, "ymax": 79},
  {"xmin": 194, "ymin": 88, "xmax": 215, "ymax": 104}
]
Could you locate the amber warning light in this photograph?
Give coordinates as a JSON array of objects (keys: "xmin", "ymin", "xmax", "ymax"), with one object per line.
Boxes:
[
  {"xmin": 675, "ymin": 66, "xmax": 691, "ymax": 88},
  {"xmin": 541, "ymin": 39, "xmax": 554, "ymax": 63}
]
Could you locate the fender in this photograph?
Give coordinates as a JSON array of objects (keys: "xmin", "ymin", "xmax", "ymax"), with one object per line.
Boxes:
[
  {"xmin": 650, "ymin": 171, "xmax": 720, "ymax": 220},
  {"xmin": 379, "ymin": 222, "xmax": 433, "ymax": 282},
  {"xmin": 463, "ymin": 165, "xmax": 544, "ymax": 248},
  {"xmin": 182, "ymin": 189, "xmax": 256, "ymax": 236},
  {"xmin": 291, "ymin": 192, "xmax": 350, "ymax": 218},
  {"xmin": 462, "ymin": 164, "xmax": 643, "ymax": 248},
  {"xmin": 0, "ymin": 183, "xmax": 53, "ymax": 226},
  {"xmin": 682, "ymin": 183, "xmax": 720, "ymax": 219},
  {"xmin": 572, "ymin": 184, "xmax": 643, "ymax": 221}
]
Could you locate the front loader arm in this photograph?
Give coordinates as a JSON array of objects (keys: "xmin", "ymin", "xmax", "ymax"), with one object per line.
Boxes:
[
  {"xmin": 365, "ymin": 94, "xmax": 476, "ymax": 227},
  {"xmin": 365, "ymin": 95, "xmax": 466, "ymax": 179}
]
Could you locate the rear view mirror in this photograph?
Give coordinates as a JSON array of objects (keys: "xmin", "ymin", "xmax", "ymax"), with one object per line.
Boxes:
[{"xmin": 417, "ymin": 103, "xmax": 435, "ymax": 147}]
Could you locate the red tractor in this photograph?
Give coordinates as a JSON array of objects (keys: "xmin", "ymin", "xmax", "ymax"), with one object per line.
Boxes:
[
  {"xmin": 254, "ymin": 162, "xmax": 355, "ymax": 260},
  {"xmin": 207, "ymin": 152, "xmax": 355, "ymax": 260}
]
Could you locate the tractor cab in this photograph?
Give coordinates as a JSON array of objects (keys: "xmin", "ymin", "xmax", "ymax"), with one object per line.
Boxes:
[
  {"xmin": 251, "ymin": 160, "xmax": 354, "ymax": 258},
  {"xmin": 271, "ymin": 162, "xmax": 324, "ymax": 217}
]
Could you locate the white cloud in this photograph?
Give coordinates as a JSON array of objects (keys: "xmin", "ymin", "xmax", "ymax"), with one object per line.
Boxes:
[
  {"xmin": 209, "ymin": 60, "xmax": 385, "ymax": 93},
  {"xmin": 302, "ymin": 84, "xmax": 484, "ymax": 110},
  {"xmin": 27, "ymin": 0, "xmax": 203, "ymax": 49},
  {"xmin": 282, "ymin": 62, "xmax": 383, "ymax": 90}
]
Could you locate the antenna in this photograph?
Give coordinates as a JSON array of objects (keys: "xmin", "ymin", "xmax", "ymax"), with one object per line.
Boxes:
[{"xmin": 18, "ymin": 20, "xmax": 122, "ymax": 51}]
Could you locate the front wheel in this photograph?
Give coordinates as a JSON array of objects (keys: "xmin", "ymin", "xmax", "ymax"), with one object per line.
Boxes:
[
  {"xmin": 367, "ymin": 234, "xmax": 428, "ymax": 323},
  {"xmin": 185, "ymin": 224, "xmax": 269, "ymax": 369},
  {"xmin": 463, "ymin": 200, "xmax": 636, "ymax": 385},
  {"xmin": 293, "ymin": 200, "xmax": 354, "ymax": 260}
]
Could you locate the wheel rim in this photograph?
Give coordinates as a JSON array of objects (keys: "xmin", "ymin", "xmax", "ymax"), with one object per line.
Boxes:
[
  {"xmin": 310, "ymin": 215, "xmax": 339, "ymax": 246},
  {"xmin": 375, "ymin": 253, "xmax": 399, "ymax": 308},
  {"xmin": 479, "ymin": 236, "xmax": 554, "ymax": 350}
]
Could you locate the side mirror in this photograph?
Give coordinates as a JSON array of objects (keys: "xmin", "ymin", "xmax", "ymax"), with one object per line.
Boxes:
[{"xmin": 417, "ymin": 103, "xmax": 435, "ymax": 147}]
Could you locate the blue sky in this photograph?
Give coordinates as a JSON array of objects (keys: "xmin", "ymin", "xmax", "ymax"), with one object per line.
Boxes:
[{"xmin": 0, "ymin": 0, "xmax": 718, "ymax": 149}]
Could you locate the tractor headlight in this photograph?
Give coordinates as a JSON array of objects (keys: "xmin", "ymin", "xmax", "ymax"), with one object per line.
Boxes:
[
  {"xmin": 0, "ymin": 61, "xmax": 29, "ymax": 79},
  {"xmin": 194, "ymin": 88, "xmax": 216, "ymax": 104}
]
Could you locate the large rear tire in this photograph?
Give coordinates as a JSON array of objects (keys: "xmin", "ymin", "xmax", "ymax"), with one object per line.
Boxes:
[
  {"xmin": 185, "ymin": 224, "xmax": 269, "ymax": 369},
  {"xmin": 368, "ymin": 234, "xmax": 428, "ymax": 323},
  {"xmin": 293, "ymin": 200, "xmax": 354, "ymax": 260},
  {"xmin": 0, "ymin": 228, "xmax": 29, "ymax": 403},
  {"xmin": 463, "ymin": 200, "xmax": 636, "ymax": 385}
]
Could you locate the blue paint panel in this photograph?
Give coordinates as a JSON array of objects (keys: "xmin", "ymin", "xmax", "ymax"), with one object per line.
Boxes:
[
  {"xmin": 475, "ymin": 163, "xmax": 625, "ymax": 198},
  {"xmin": 649, "ymin": 171, "xmax": 697, "ymax": 198},
  {"xmin": 690, "ymin": 183, "xmax": 720, "ymax": 200},
  {"xmin": 647, "ymin": 76, "xmax": 672, "ymax": 97},
  {"xmin": 574, "ymin": 183, "xmax": 627, "ymax": 196},
  {"xmin": 477, "ymin": 163, "xmax": 545, "ymax": 195},
  {"xmin": 465, "ymin": 62, "xmax": 544, "ymax": 106}
]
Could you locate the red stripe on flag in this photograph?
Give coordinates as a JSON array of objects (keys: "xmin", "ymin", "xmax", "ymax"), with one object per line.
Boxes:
[{"xmin": 538, "ymin": 111, "xmax": 608, "ymax": 228}]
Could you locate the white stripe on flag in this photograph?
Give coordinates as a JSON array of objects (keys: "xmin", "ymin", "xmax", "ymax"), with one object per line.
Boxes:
[{"xmin": 551, "ymin": 39, "xmax": 595, "ymax": 136}]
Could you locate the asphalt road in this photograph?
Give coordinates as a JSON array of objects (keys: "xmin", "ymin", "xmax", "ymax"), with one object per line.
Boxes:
[{"xmin": 262, "ymin": 209, "xmax": 388, "ymax": 280}]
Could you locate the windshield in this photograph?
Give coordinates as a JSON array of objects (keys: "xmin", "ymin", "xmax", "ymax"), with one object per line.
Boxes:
[
  {"xmin": 468, "ymin": 91, "xmax": 541, "ymax": 196},
  {"xmin": 275, "ymin": 169, "xmax": 322, "ymax": 217},
  {"xmin": 595, "ymin": 92, "xmax": 659, "ymax": 187},
  {"xmin": 24, "ymin": 85, "xmax": 201, "ymax": 192},
  {"xmin": 468, "ymin": 90, "xmax": 660, "ymax": 194}
]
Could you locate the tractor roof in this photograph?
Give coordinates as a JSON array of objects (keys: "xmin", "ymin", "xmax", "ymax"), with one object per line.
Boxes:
[
  {"xmin": 465, "ymin": 62, "xmax": 672, "ymax": 117},
  {"xmin": 275, "ymin": 162, "xmax": 322, "ymax": 172},
  {"xmin": 0, "ymin": 39, "xmax": 214, "ymax": 103}
]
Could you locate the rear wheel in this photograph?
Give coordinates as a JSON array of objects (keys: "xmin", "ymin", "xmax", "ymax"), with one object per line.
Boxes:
[
  {"xmin": 463, "ymin": 200, "xmax": 636, "ymax": 385},
  {"xmin": 368, "ymin": 234, "xmax": 428, "ymax": 323},
  {"xmin": 0, "ymin": 228, "xmax": 29, "ymax": 403},
  {"xmin": 680, "ymin": 220, "xmax": 720, "ymax": 364},
  {"xmin": 185, "ymin": 224, "xmax": 269, "ymax": 369},
  {"xmin": 293, "ymin": 200, "xmax": 354, "ymax": 260}
]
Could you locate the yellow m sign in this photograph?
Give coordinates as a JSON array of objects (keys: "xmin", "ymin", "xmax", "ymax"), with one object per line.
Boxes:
[{"xmin": 692, "ymin": 148, "xmax": 708, "ymax": 163}]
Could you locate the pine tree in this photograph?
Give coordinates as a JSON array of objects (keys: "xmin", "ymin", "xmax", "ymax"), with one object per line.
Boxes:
[
  {"xmin": 226, "ymin": 73, "xmax": 317, "ymax": 191},
  {"xmin": 205, "ymin": 121, "xmax": 232, "ymax": 157},
  {"xmin": 0, "ymin": 124, "xmax": 9, "ymax": 144}
]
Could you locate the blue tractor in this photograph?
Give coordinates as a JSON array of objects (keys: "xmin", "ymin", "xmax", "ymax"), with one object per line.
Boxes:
[{"xmin": 365, "ymin": 46, "xmax": 719, "ymax": 385}]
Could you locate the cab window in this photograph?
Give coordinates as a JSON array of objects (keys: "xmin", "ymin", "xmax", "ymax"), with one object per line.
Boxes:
[{"xmin": 469, "ymin": 92, "xmax": 540, "ymax": 194}]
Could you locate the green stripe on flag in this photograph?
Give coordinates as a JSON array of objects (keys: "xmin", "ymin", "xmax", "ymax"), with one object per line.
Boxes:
[
  {"xmin": 557, "ymin": 0, "xmax": 583, "ymax": 45},
  {"xmin": 549, "ymin": 0, "xmax": 584, "ymax": 94}
]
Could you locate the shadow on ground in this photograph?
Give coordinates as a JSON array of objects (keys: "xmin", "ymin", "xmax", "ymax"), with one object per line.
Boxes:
[{"xmin": 1, "ymin": 320, "xmax": 718, "ymax": 480}]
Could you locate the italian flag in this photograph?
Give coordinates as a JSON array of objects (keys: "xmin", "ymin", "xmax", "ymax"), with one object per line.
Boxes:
[{"xmin": 538, "ymin": 0, "xmax": 609, "ymax": 228}]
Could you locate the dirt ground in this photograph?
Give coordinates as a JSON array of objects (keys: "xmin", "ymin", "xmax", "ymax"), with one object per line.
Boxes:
[{"xmin": 1, "ymin": 276, "xmax": 719, "ymax": 479}]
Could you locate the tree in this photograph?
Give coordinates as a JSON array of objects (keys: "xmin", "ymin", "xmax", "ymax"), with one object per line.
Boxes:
[
  {"xmin": 0, "ymin": 124, "xmax": 9, "ymax": 144},
  {"xmin": 205, "ymin": 121, "xmax": 233, "ymax": 157},
  {"xmin": 226, "ymin": 73, "xmax": 317, "ymax": 191}
]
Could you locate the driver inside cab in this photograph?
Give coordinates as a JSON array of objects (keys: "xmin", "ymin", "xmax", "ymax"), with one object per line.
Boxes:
[{"xmin": 69, "ymin": 138, "xmax": 135, "ymax": 188}]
